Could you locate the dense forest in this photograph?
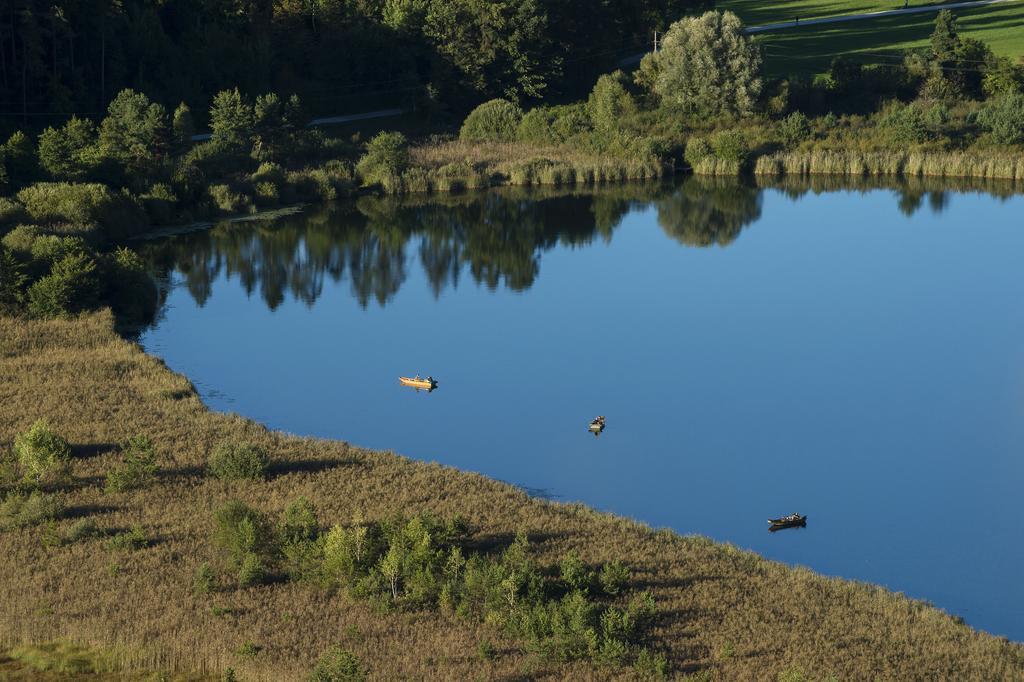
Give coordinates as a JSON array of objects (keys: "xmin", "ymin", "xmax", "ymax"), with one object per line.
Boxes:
[{"xmin": 0, "ymin": 0, "xmax": 705, "ymax": 131}]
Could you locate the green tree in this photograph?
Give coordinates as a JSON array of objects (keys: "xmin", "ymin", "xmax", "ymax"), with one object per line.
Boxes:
[
  {"xmin": 172, "ymin": 103, "xmax": 195, "ymax": 148},
  {"xmin": 309, "ymin": 646, "xmax": 365, "ymax": 682},
  {"xmin": 931, "ymin": 10, "xmax": 960, "ymax": 64},
  {"xmin": 210, "ymin": 88, "xmax": 254, "ymax": 151},
  {"xmin": 27, "ymin": 250, "xmax": 101, "ymax": 319},
  {"xmin": 98, "ymin": 89, "xmax": 170, "ymax": 181},
  {"xmin": 3, "ymin": 131, "xmax": 39, "ymax": 186},
  {"xmin": 355, "ymin": 132, "xmax": 409, "ymax": 190},
  {"xmin": 982, "ymin": 57, "xmax": 1024, "ymax": 99},
  {"xmin": 13, "ymin": 419, "xmax": 72, "ymax": 485},
  {"xmin": 637, "ymin": 11, "xmax": 762, "ymax": 118},
  {"xmin": 37, "ymin": 117, "xmax": 100, "ymax": 181},
  {"xmin": 0, "ymin": 246, "xmax": 27, "ymax": 315},
  {"xmin": 586, "ymin": 71, "xmax": 637, "ymax": 135}
]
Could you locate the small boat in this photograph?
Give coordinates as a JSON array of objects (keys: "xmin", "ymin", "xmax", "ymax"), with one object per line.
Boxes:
[
  {"xmin": 588, "ymin": 415, "xmax": 606, "ymax": 435},
  {"xmin": 768, "ymin": 513, "xmax": 807, "ymax": 531},
  {"xmin": 399, "ymin": 375, "xmax": 438, "ymax": 392}
]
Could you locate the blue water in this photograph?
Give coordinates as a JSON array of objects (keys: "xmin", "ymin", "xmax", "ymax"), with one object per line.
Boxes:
[{"xmin": 140, "ymin": 179, "xmax": 1024, "ymax": 640}]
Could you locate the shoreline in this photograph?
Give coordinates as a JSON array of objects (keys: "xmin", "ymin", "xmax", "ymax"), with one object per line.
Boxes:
[{"xmin": 2, "ymin": 311, "xmax": 1022, "ymax": 679}]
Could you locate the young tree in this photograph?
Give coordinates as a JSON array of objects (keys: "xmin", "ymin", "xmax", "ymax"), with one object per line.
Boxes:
[
  {"xmin": 210, "ymin": 88, "xmax": 254, "ymax": 151},
  {"xmin": 2, "ymin": 132, "xmax": 39, "ymax": 186},
  {"xmin": 0, "ymin": 246, "xmax": 27, "ymax": 315},
  {"xmin": 586, "ymin": 71, "xmax": 637, "ymax": 135},
  {"xmin": 98, "ymin": 89, "xmax": 170, "ymax": 181},
  {"xmin": 172, "ymin": 103, "xmax": 195, "ymax": 148},
  {"xmin": 637, "ymin": 11, "xmax": 762, "ymax": 118},
  {"xmin": 931, "ymin": 10, "xmax": 960, "ymax": 64},
  {"xmin": 37, "ymin": 117, "xmax": 99, "ymax": 181}
]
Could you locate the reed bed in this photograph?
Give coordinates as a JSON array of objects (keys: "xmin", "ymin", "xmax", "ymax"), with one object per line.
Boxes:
[
  {"xmin": 1, "ymin": 312, "xmax": 1023, "ymax": 680},
  {"xmin": 754, "ymin": 150, "xmax": 1024, "ymax": 182}
]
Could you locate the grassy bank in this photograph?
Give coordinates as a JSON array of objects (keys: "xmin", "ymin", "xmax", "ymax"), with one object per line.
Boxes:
[{"xmin": 1, "ymin": 312, "xmax": 1023, "ymax": 680}]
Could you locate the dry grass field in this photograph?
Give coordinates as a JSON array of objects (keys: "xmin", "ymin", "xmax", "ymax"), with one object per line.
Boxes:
[{"xmin": 1, "ymin": 312, "xmax": 1023, "ymax": 680}]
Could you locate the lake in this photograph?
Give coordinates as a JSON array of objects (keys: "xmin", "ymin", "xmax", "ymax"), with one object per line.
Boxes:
[{"xmin": 139, "ymin": 177, "xmax": 1024, "ymax": 641}]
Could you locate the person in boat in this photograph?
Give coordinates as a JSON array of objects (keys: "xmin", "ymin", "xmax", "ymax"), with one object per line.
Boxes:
[{"xmin": 426, "ymin": 376, "xmax": 434, "ymax": 384}]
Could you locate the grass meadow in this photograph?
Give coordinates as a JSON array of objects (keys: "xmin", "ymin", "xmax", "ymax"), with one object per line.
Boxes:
[
  {"xmin": 1, "ymin": 312, "xmax": 1023, "ymax": 679},
  {"xmin": 748, "ymin": 1, "xmax": 1024, "ymax": 75}
]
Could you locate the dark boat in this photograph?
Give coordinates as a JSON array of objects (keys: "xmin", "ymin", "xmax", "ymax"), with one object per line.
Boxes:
[
  {"xmin": 768, "ymin": 514, "xmax": 806, "ymax": 531},
  {"xmin": 588, "ymin": 416, "xmax": 606, "ymax": 435}
]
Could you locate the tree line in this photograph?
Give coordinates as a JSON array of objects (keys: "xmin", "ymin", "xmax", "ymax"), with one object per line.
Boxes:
[{"xmin": 0, "ymin": 0, "xmax": 707, "ymax": 131}]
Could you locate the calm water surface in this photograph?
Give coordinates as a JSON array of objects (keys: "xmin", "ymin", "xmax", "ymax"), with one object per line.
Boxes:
[{"xmin": 140, "ymin": 178, "xmax": 1024, "ymax": 640}]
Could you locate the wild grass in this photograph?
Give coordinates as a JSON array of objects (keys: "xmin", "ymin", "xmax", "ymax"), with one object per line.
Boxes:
[
  {"xmin": 754, "ymin": 149, "xmax": 1024, "ymax": 180},
  {"xmin": 1, "ymin": 311, "xmax": 1023, "ymax": 679}
]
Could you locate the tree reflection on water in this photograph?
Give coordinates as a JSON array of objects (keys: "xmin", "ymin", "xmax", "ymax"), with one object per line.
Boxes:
[{"xmin": 141, "ymin": 174, "xmax": 1019, "ymax": 318}]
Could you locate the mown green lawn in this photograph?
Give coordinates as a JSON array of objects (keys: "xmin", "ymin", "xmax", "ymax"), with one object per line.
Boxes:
[
  {"xmin": 745, "ymin": 1, "xmax": 1024, "ymax": 75},
  {"xmin": 720, "ymin": 0, "xmax": 1003, "ymax": 25}
]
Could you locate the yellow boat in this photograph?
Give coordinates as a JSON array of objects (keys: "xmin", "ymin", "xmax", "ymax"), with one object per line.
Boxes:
[{"xmin": 399, "ymin": 376, "xmax": 437, "ymax": 391}]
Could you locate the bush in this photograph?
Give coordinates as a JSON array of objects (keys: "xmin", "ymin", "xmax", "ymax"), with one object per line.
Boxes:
[
  {"xmin": 978, "ymin": 92, "xmax": 1024, "ymax": 145},
  {"xmin": 63, "ymin": 518, "xmax": 101, "ymax": 544},
  {"xmin": 16, "ymin": 183, "xmax": 146, "ymax": 240},
  {"xmin": 309, "ymin": 646, "xmax": 366, "ymax": 682},
  {"xmin": 105, "ymin": 435, "xmax": 159, "ymax": 493},
  {"xmin": 0, "ymin": 246, "xmax": 26, "ymax": 314},
  {"xmin": 140, "ymin": 183, "xmax": 178, "ymax": 225},
  {"xmin": 0, "ymin": 197, "xmax": 28, "ymax": 228},
  {"xmin": 13, "ymin": 420, "xmax": 72, "ymax": 485},
  {"xmin": 0, "ymin": 490, "xmax": 63, "ymax": 529},
  {"xmin": 194, "ymin": 562, "xmax": 216, "ymax": 594},
  {"xmin": 212, "ymin": 500, "xmax": 278, "ymax": 585},
  {"xmin": 684, "ymin": 137, "xmax": 713, "ymax": 168},
  {"xmin": 560, "ymin": 551, "xmax": 594, "ymax": 593},
  {"xmin": 779, "ymin": 112, "xmax": 811, "ymax": 149},
  {"xmin": 711, "ymin": 130, "xmax": 749, "ymax": 164},
  {"xmin": 208, "ymin": 442, "xmax": 269, "ymax": 480},
  {"xmin": 878, "ymin": 102, "xmax": 930, "ymax": 144},
  {"xmin": 517, "ymin": 107, "xmax": 559, "ymax": 144},
  {"xmin": 207, "ymin": 184, "xmax": 253, "ymax": 214},
  {"xmin": 105, "ymin": 525, "xmax": 149, "ymax": 551},
  {"xmin": 459, "ymin": 99, "xmax": 523, "ymax": 142},
  {"xmin": 26, "ymin": 250, "xmax": 101, "ymax": 319},
  {"xmin": 599, "ymin": 560, "xmax": 630, "ymax": 596},
  {"xmin": 587, "ymin": 71, "xmax": 637, "ymax": 135},
  {"xmin": 1, "ymin": 224, "xmax": 39, "ymax": 255},
  {"xmin": 355, "ymin": 132, "xmax": 409, "ymax": 190}
]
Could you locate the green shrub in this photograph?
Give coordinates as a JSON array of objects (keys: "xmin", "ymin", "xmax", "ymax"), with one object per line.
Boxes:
[
  {"xmin": 3, "ymin": 131, "xmax": 39, "ymax": 187},
  {"xmin": 459, "ymin": 99, "xmax": 523, "ymax": 142},
  {"xmin": 0, "ymin": 197, "xmax": 28, "ymax": 228},
  {"xmin": 1, "ymin": 224, "xmax": 40, "ymax": 255},
  {"xmin": 711, "ymin": 130, "xmax": 749, "ymax": 165},
  {"xmin": 587, "ymin": 71, "xmax": 637, "ymax": 135},
  {"xmin": 599, "ymin": 560, "xmax": 630, "ymax": 596},
  {"xmin": 355, "ymin": 132, "xmax": 409, "ymax": 189},
  {"xmin": 207, "ymin": 184, "xmax": 253, "ymax": 214},
  {"xmin": 26, "ymin": 250, "xmax": 101, "ymax": 319},
  {"xmin": 194, "ymin": 562, "xmax": 216, "ymax": 594},
  {"xmin": 13, "ymin": 420, "xmax": 72, "ymax": 485},
  {"xmin": 0, "ymin": 245, "xmax": 26, "ymax": 314},
  {"xmin": 63, "ymin": 518, "xmax": 101, "ymax": 544},
  {"xmin": 878, "ymin": 102, "xmax": 930, "ymax": 144},
  {"xmin": 309, "ymin": 646, "xmax": 365, "ymax": 682},
  {"xmin": 633, "ymin": 647, "xmax": 668, "ymax": 679},
  {"xmin": 684, "ymin": 137, "xmax": 713, "ymax": 168},
  {"xmin": 779, "ymin": 112, "xmax": 811, "ymax": 149},
  {"xmin": 281, "ymin": 497, "xmax": 319, "ymax": 545},
  {"xmin": 978, "ymin": 92, "xmax": 1024, "ymax": 145},
  {"xmin": 140, "ymin": 184, "xmax": 178, "ymax": 225},
  {"xmin": 0, "ymin": 490, "xmax": 63, "ymax": 530},
  {"xmin": 105, "ymin": 524, "xmax": 149, "ymax": 551},
  {"xmin": 560, "ymin": 551, "xmax": 594, "ymax": 593},
  {"xmin": 16, "ymin": 182, "xmax": 146, "ymax": 240},
  {"xmin": 104, "ymin": 435, "xmax": 159, "ymax": 493},
  {"xmin": 208, "ymin": 442, "xmax": 269, "ymax": 481},
  {"xmin": 517, "ymin": 107, "xmax": 559, "ymax": 144},
  {"xmin": 551, "ymin": 104, "xmax": 592, "ymax": 141},
  {"xmin": 212, "ymin": 500, "xmax": 278, "ymax": 581}
]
